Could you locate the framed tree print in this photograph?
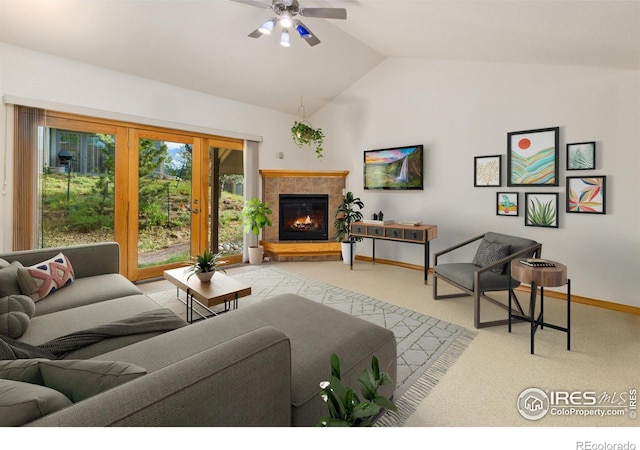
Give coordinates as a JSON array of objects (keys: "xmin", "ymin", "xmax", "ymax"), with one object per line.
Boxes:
[
  {"xmin": 567, "ymin": 176, "xmax": 606, "ymax": 214},
  {"xmin": 474, "ymin": 155, "xmax": 502, "ymax": 187},
  {"xmin": 507, "ymin": 127, "xmax": 559, "ymax": 186},
  {"xmin": 525, "ymin": 192, "xmax": 559, "ymax": 228},
  {"xmin": 497, "ymin": 192, "xmax": 519, "ymax": 216},
  {"xmin": 567, "ymin": 142, "xmax": 596, "ymax": 170}
]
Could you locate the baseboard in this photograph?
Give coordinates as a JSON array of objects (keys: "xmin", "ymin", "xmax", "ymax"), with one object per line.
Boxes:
[{"xmin": 354, "ymin": 256, "xmax": 640, "ymax": 316}]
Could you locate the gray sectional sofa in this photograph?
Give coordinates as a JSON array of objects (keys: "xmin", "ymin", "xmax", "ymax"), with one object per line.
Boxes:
[{"xmin": 0, "ymin": 242, "xmax": 397, "ymax": 426}]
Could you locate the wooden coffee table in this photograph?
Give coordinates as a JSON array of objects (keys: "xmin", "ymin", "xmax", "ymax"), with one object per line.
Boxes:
[{"xmin": 164, "ymin": 268, "xmax": 252, "ymax": 323}]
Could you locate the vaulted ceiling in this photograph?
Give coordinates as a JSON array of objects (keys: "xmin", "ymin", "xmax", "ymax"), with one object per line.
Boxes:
[{"xmin": 1, "ymin": 0, "xmax": 638, "ymax": 116}]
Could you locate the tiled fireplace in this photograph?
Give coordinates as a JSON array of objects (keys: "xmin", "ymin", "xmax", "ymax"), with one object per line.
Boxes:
[{"xmin": 260, "ymin": 170, "xmax": 349, "ymax": 261}]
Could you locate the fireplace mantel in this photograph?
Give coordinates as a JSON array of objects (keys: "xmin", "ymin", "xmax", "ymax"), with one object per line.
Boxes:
[{"xmin": 260, "ymin": 169, "xmax": 349, "ymax": 261}]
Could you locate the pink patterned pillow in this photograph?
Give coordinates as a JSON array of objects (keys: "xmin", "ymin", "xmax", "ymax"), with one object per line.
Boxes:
[{"xmin": 17, "ymin": 253, "xmax": 75, "ymax": 302}]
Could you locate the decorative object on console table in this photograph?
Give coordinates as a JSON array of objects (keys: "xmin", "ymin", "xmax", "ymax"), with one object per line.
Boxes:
[
  {"xmin": 497, "ymin": 192, "xmax": 519, "ymax": 216},
  {"xmin": 349, "ymin": 221, "xmax": 437, "ymax": 284},
  {"xmin": 474, "ymin": 155, "xmax": 502, "ymax": 187},
  {"xmin": 507, "ymin": 127, "xmax": 559, "ymax": 186},
  {"xmin": 525, "ymin": 192, "xmax": 558, "ymax": 228},
  {"xmin": 509, "ymin": 259, "xmax": 571, "ymax": 355},
  {"xmin": 566, "ymin": 142, "xmax": 596, "ymax": 170},
  {"xmin": 566, "ymin": 176, "xmax": 606, "ymax": 214},
  {"xmin": 183, "ymin": 249, "xmax": 227, "ymax": 282},
  {"xmin": 242, "ymin": 198, "xmax": 273, "ymax": 265},
  {"xmin": 334, "ymin": 191, "xmax": 364, "ymax": 265}
]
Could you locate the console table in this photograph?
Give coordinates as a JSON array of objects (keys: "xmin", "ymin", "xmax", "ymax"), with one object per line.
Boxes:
[{"xmin": 349, "ymin": 221, "xmax": 438, "ymax": 284}]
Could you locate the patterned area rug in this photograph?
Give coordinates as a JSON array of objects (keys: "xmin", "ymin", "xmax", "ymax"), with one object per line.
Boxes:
[{"xmin": 148, "ymin": 265, "xmax": 477, "ymax": 426}]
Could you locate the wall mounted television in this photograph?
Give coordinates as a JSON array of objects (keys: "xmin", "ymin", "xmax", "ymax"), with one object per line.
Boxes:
[{"xmin": 364, "ymin": 144, "xmax": 424, "ymax": 190}]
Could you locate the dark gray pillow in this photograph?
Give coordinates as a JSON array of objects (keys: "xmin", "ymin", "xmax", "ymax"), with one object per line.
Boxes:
[
  {"xmin": 0, "ymin": 378, "xmax": 72, "ymax": 426},
  {"xmin": 0, "ymin": 261, "xmax": 24, "ymax": 297},
  {"xmin": 473, "ymin": 239, "xmax": 511, "ymax": 274}
]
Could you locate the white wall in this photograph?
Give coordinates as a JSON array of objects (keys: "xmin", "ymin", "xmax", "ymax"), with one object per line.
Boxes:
[
  {"xmin": 313, "ymin": 58, "xmax": 640, "ymax": 307},
  {"xmin": 0, "ymin": 43, "xmax": 336, "ymax": 251}
]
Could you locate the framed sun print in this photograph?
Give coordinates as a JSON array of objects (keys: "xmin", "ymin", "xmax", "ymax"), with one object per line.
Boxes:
[
  {"xmin": 496, "ymin": 192, "xmax": 519, "ymax": 216},
  {"xmin": 507, "ymin": 127, "xmax": 559, "ymax": 187},
  {"xmin": 525, "ymin": 192, "xmax": 559, "ymax": 228},
  {"xmin": 567, "ymin": 142, "xmax": 596, "ymax": 170},
  {"xmin": 474, "ymin": 155, "xmax": 502, "ymax": 187},
  {"xmin": 567, "ymin": 176, "xmax": 606, "ymax": 214}
]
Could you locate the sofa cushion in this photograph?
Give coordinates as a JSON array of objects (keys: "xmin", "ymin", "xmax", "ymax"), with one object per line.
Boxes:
[
  {"xmin": 33, "ymin": 274, "xmax": 143, "ymax": 317},
  {"xmin": 472, "ymin": 239, "xmax": 511, "ymax": 274},
  {"xmin": 0, "ymin": 359, "xmax": 44, "ymax": 385},
  {"xmin": 0, "ymin": 261, "xmax": 24, "ymax": 297},
  {"xmin": 0, "ymin": 379, "xmax": 72, "ymax": 426},
  {"xmin": 0, "ymin": 295, "xmax": 36, "ymax": 317},
  {"xmin": 0, "ymin": 311, "xmax": 31, "ymax": 338},
  {"xmin": 0, "ymin": 258, "xmax": 9, "ymax": 269},
  {"xmin": 38, "ymin": 360, "xmax": 147, "ymax": 403},
  {"xmin": 17, "ymin": 253, "xmax": 75, "ymax": 302}
]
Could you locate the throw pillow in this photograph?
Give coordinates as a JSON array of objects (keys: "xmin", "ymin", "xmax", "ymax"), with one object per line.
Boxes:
[
  {"xmin": 0, "ymin": 261, "xmax": 24, "ymax": 297},
  {"xmin": 0, "ymin": 311, "xmax": 31, "ymax": 339},
  {"xmin": 472, "ymin": 239, "xmax": 511, "ymax": 275},
  {"xmin": 0, "ymin": 294, "xmax": 36, "ymax": 317},
  {"xmin": 0, "ymin": 359, "xmax": 45, "ymax": 385},
  {"xmin": 38, "ymin": 359, "xmax": 147, "ymax": 403},
  {"xmin": 17, "ymin": 253, "xmax": 75, "ymax": 302},
  {"xmin": 0, "ymin": 378, "xmax": 72, "ymax": 426},
  {"xmin": 0, "ymin": 258, "xmax": 9, "ymax": 269}
]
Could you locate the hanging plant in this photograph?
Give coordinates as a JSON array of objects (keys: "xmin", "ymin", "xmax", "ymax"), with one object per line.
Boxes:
[{"xmin": 291, "ymin": 121, "xmax": 324, "ymax": 159}]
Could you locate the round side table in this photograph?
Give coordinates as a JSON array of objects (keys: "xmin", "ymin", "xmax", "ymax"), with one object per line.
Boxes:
[{"xmin": 509, "ymin": 259, "xmax": 571, "ymax": 355}]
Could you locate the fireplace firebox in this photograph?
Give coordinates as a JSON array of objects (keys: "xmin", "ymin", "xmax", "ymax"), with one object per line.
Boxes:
[{"xmin": 279, "ymin": 194, "xmax": 329, "ymax": 241}]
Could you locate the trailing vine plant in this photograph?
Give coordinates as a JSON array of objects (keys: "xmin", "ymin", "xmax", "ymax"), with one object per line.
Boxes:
[{"xmin": 291, "ymin": 97, "xmax": 324, "ymax": 159}]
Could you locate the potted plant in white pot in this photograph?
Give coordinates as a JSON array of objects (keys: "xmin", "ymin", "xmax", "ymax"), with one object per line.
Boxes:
[
  {"xmin": 333, "ymin": 191, "xmax": 364, "ymax": 265},
  {"xmin": 183, "ymin": 249, "xmax": 226, "ymax": 283},
  {"xmin": 241, "ymin": 197, "xmax": 272, "ymax": 265}
]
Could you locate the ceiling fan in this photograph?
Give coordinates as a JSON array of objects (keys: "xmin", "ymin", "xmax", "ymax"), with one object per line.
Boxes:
[{"xmin": 231, "ymin": 0, "xmax": 347, "ymax": 47}]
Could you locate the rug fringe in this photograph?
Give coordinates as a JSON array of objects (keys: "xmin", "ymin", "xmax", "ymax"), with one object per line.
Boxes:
[{"xmin": 375, "ymin": 328, "xmax": 477, "ymax": 427}]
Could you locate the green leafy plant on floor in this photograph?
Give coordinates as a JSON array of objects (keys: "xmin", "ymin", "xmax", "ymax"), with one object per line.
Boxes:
[
  {"xmin": 527, "ymin": 198, "xmax": 556, "ymax": 226},
  {"xmin": 241, "ymin": 198, "xmax": 273, "ymax": 247},
  {"xmin": 317, "ymin": 353, "xmax": 397, "ymax": 427}
]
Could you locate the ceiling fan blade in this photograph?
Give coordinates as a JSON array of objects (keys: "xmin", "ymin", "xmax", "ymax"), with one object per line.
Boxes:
[
  {"xmin": 248, "ymin": 28, "xmax": 264, "ymax": 38},
  {"xmin": 300, "ymin": 8, "xmax": 347, "ymax": 20},
  {"xmin": 230, "ymin": 0, "xmax": 273, "ymax": 10},
  {"xmin": 295, "ymin": 20, "xmax": 321, "ymax": 46}
]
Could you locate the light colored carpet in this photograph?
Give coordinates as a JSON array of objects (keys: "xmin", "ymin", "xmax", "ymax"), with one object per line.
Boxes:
[
  {"xmin": 148, "ymin": 265, "xmax": 477, "ymax": 426},
  {"xmin": 139, "ymin": 260, "xmax": 639, "ymax": 433}
]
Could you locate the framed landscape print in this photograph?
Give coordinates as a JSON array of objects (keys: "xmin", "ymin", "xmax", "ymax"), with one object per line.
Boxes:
[
  {"xmin": 525, "ymin": 192, "xmax": 559, "ymax": 228},
  {"xmin": 567, "ymin": 142, "xmax": 596, "ymax": 170},
  {"xmin": 474, "ymin": 155, "xmax": 502, "ymax": 187},
  {"xmin": 567, "ymin": 176, "xmax": 606, "ymax": 214},
  {"xmin": 497, "ymin": 192, "xmax": 519, "ymax": 216},
  {"xmin": 507, "ymin": 127, "xmax": 559, "ymax": 186}
]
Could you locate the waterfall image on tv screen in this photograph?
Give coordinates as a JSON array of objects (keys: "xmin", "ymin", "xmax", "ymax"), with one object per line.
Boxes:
[{"xmin": 364, "ymin": 145, "xmax": 423, "ymax": 190}]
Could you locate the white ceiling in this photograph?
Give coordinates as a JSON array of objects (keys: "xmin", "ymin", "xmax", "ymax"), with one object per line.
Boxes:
[{"xmin": 1, "ymin": 0, "xmax": 639, "ymax": 116}]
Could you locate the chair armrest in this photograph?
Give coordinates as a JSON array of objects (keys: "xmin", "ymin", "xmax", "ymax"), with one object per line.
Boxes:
[
  {"xmin": 27, "ymin": 326, "xmax": 292, "ymax": 427},
  {"xmin": 434, "ymin": 233, "xmax": 486, "ymax": 264},
  {"xmin": 474, "ymin": 243, "xmax": 543, "ymax": 275}
]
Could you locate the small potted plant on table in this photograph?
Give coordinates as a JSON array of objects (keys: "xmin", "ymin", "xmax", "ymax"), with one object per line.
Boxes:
[
  {"xmin": 241, "ymin": 197, "xmax": 273, "ymax": 265},
  {"xmin": 333, "ymin": 191, "xmax": 364, "ymax": 264},
  {"xmin": 184, "ymin": 249, "xmax": 226, "ymax": 283}
]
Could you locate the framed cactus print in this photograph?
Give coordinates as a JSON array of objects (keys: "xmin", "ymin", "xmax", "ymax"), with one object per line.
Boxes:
[
  {"xmin": 525, "ymin": 192, "xmax": 559, "ymax": 228},
  {"xmin": 508, "ymin": 127, "xmax": 559, "ymax": 186},
  {"xmin": 567, "ymin": 176, "xmax": 606, "ymax": 214},
  {"xmin": 567, "ymin": 142, "xmax": 596, "ymax": 170},
  {"xmin": 497, "ymin": 192, "xmax": 519, "ymax": 216}
]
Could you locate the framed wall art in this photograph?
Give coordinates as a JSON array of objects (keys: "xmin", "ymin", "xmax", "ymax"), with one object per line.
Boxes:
[
  {"xmin": 567, "ymin": 142, "xmax": 596, "ymax": 170},
  {"xmin": 567, "ymin": 176, "xmax": 606, "ymax": 214},
  {"xmin": 525, "ymin": 192, "xmax": 559, "ymax": 228},
  {"xmin": 474, "ymin": 155, "xmax": 502, "ymax": 187},
  {"xmin": 507, "ymin": 127, "xmax": 559, "ymax": 187},
  {"xmin": 496, "ymin": 192, "xmax": 519, "ymax": 216}
]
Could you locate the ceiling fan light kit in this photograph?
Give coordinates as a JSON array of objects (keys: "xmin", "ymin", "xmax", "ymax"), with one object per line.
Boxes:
[{"xmin": 232, "ymin": 0, "xmax": 347, "ymax": 47}]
